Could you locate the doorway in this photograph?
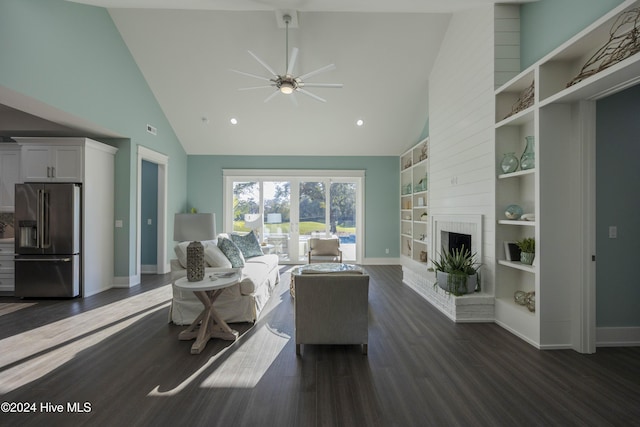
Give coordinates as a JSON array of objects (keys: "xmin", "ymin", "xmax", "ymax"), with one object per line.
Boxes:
[
  {"xmin": 136, "ymin": 146, "xmax": 169, "ymax": 280},
  {"xmin": 223, "ymin": 170, "xmax": 364, "ymax": 264},
  {"xmin": 141, "ymin": 160, "xmax": 158, "ymax": 274}
]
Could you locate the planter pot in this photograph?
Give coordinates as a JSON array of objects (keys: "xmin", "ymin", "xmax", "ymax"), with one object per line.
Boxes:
[
  {"xmin": 520, "ymin": 252, "xmax": 535, "ymax": 265},
  {"xmin": 436, "ymin": 271, "xmax": 478, "ymax": 295}
]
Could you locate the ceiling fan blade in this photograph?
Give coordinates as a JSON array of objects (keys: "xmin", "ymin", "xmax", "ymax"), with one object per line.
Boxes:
[
  {"xmin": 297, "ymin": 63, "xmax": 336, "ymax": 81},
  {"xmin": 289, "ymin": 92, "xmax": 299, "ymax": 107},
  {"xmin": 264, "ymin": 90, "xmax": 280, "ymax": 103},
  {"xmin": 230, "ymin": 69, "xmax": 273, "ymax": 82},
  {"xmin": 286, "ymin": 47, "xmax": 299, "ymax": 76},
  {"xmin": 248, "ymin": 50, "xmax": 278, "ymax": 77},
  {"xmin": 300, "ymin": 83, "xmax": 343, "ymax": 88},
  {"xmin": 238, "ymin": 85, "xmax": 275, "ymax": 91},
  {"xmin": 297, "ymin": 88, "xmax": 326, "ymax": 103}
]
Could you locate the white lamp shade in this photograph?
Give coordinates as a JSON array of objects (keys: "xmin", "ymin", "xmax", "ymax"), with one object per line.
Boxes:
[{"xmin": 173, "ymin": 213, "xmax": 216, "ymax": 242}]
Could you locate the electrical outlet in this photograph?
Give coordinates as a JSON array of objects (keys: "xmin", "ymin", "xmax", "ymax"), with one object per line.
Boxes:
[
  {"xmin": 609, "ymin": 226, "xmax": 617, "ymax": 238},
  {"xmin": 147, "ymin": 218, "xmax": 152, "ymax": 225},
  {"xmin": 115, "ymin": 220, "xmax": 123, "ymax": 228},
  {"xmin": 385, "ymin": 248, "xmax": 389, "ymax": 254}
]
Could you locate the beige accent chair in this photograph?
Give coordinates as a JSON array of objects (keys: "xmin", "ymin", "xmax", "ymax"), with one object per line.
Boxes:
[
  {"xmin": 307, "ymin": 237, "xmax": 342, "ymax": 264},
  {"xmin": 294, "ymin": 273, "xmax": 369, "ymax": 356}
]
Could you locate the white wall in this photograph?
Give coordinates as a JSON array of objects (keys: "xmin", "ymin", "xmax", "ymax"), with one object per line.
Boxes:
[
  {"xmin": 494, "ymin": 5, "xmax": 521, "ymax": 88},
  {"xmin": 428, "ymin": 6, "xmax": 496, "ymax": 294}
]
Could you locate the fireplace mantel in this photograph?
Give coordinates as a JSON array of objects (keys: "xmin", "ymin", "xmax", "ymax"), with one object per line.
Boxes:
[{"xmin": 402, "ymin": 213, "xmax": 494, "ymax": 322}]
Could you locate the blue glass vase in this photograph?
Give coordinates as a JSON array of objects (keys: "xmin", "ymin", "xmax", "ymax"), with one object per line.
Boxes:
[
  {"xmin": 520, "ymin": 136, "xmax": 535, "ymax": 170},
  {"xmin": 500, "ymin": 152, "xmax": 519, "ymax": 174}
]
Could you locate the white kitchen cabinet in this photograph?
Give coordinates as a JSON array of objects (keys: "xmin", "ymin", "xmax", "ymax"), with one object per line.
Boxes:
[
  {"xmin": 20, "ymin": 143, "xmax": 83, "ymax": 182},
  {"xmin": 0, "ymin": 144, "xmax": 21, "ymax": 211}
]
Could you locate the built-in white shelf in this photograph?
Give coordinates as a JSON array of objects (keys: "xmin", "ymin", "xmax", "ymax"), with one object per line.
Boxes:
[
  {"xmin": 498, "ymin": 169, "xmax": 535, "ymax": 179},
  {"xmin": 498, "ymin": 220, "xmax": 536, "ymax": 227},
  {"xmin": 498, "ymin": 260, "xmax": 535, "ymax": 273},
  {"xmin": 400, "ymin": 138, "xmax": 430, "ymax": 266},
  {"xmin": 493, "ymin": 0, "xmax": 640, "ymax": 352}
]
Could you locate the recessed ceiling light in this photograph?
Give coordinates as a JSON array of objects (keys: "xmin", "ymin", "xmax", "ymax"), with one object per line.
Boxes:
[
  {"xmin": 230, "ymin": 118, "xmax": 238, "ymax": 125},
  {"xmin": 356, "ymin": 119, "xmax": 364, "ymax": 127}
]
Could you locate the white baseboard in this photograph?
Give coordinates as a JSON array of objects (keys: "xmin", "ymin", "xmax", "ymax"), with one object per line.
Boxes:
[
  {"xmin": 141, "ymin": 264, "xmax": 158, "ymax": 274},
  {"xmin": 596, "ymin": 327, "xmax": 640, "ymax": 347},
  {"xmin": 140, "ymin": 263, "xmax": 171, "ymax": 275},
  {"xmin": 362, "ymin": 257, "xmax": 401, "ymax": 265},
  {"xmin": 113, "ymin": 274, "xmax": 141, "ymax": 288},
  {"xmin": 160, "ymin": 262, "xmax": 171, "ymax": 275}
]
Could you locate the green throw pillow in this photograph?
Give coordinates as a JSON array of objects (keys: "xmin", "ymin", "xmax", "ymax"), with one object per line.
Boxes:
[
  {"xmin": 230, "ymin": 231, "xmax": 263, "ymax": 259},
  {"xmin": 217, "ymin": 237, "xmax": 245, "ymax": 268}
]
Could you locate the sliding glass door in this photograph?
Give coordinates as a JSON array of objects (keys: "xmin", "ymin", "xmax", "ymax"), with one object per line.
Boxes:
[
  {"xmin": 330, "ymin": 182, "xmax": 357, "ymax": 262},
  {"xmin": 263, "ymin": 181, "xmax": 295, "ymax": 262},
  {"xmin": 224, "ymin": 170, "xmax": 363, "ymax": 264}
]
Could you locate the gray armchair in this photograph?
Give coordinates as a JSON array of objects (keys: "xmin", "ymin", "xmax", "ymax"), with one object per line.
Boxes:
[
  {"xmin": 294, "ymin": 273, "xmax": 369, "ymax": 355},
  {"xmin": 307, "ymin": 237, "xmax": 342, "ymax": 264}
]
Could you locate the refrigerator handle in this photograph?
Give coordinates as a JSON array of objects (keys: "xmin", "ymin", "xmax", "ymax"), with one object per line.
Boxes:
[
  {"xmin": 42, "ymin": 190, "xmax": 50, "ymax": 248},
  {"xmin": 37, "ymin": 189, "xmax": 43, "ymax": 249}
]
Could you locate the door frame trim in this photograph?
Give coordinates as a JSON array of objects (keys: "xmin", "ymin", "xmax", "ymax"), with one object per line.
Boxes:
[{"xmin": 136, "ymin": 145, "xmax": 169, "ymax": 277}]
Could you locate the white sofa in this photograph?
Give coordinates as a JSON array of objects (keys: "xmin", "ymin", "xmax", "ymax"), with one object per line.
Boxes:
[{"xmin": 169, "ymin": 237, "xmax": 280, "ymax": 325}]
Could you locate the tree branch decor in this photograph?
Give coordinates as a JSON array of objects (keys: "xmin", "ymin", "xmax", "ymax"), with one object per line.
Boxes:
[
  {"xmin": 567, "ymin": 8, "xmax": 640, "ymax": 88},
  {"xmin": 503, "ymin": 80, "xmax": 534, "ymax": 120}
]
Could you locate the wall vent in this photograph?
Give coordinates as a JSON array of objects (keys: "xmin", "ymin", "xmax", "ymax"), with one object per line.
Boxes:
[{"xmin": 146, "ymin": 124, "xmax": 157, "ymax": 135}]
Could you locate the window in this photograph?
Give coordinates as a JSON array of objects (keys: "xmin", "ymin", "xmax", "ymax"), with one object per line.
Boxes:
[{"xmin": 223, "ymin": 170, "xmax": 364, "ymax": 264}]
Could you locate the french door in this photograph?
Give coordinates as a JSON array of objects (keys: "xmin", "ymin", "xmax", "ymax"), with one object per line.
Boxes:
[{"xmin": 223, "ymin": 170, "xmax": 363, "ymax": 264}]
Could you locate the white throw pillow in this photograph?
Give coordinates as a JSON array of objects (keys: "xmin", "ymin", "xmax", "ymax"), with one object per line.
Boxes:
[
  {"xmin": 174, "ymin": 241, "xmax": 190, "ymax": 268},
  {"xmin": 203, "ymin": 241, "xmax": 232, "ymax": 268}
]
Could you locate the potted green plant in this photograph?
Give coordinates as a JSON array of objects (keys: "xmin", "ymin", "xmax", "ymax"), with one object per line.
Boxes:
[
  {"xmin": 432, "ymin": 245, "xmax": 481, "ymax": 296},
  {"xmin": 516, "ymin": 237, "xmax": 535, "ymax": 265}
]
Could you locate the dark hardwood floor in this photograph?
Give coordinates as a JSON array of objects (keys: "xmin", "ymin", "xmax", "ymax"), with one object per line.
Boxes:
[{"xmin": 1, "ymin": 265, "xmax": 639, "ymax": 427}]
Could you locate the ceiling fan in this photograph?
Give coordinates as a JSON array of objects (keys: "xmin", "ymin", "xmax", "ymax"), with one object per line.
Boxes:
[{"xmin": 231, "ymin": 12, "xmax": 343, "ymax": 103}]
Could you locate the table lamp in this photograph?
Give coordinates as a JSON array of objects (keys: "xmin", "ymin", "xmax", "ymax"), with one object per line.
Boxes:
[{"xmin": 174, "ymin": 213, "xmax": 216, "ymax": 281}]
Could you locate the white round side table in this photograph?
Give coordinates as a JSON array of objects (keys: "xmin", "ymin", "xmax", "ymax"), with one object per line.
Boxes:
[{"xmin": 174, "ymin": 271, "xmax": 240, "ymax": 354}]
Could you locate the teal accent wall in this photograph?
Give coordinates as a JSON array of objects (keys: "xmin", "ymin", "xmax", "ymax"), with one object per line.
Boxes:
[
  {"xmin": 141, "ymin": 160, "xmax": 158, "ymax": 265},
  {"xmin": 520, "ymin": 0, "xmax": 625, "ymax": 69},
  {"xmin": 596, "ymin": 84, "xmax": 640, "ymax": 327},
  {"xmin": 187, "ymin": 155, "xmax": 400, "ymax": 259},
  {"xmin": 0, "ymin": 0, "xmax": 188, "ymax": 278}
]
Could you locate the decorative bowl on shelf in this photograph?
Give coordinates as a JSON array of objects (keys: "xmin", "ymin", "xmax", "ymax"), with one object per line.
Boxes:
[
  {"xmin": 504, "ymin": 204, "xmax": 523, "ymax": 220},
  {"xmin": 521, "ymin": 213, "xmax": 535, "ymax": 221}
]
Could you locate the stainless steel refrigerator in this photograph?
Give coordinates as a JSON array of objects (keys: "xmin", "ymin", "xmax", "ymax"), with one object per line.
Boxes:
[{"xmin": 14, "ymin": 183, "xmax": 81, "ymax": 298}]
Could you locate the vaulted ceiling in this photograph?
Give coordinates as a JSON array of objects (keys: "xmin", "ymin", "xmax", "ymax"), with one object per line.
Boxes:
[{"xmin": 4, "ymin": 1, "xmax": 533, "ymax": 155}]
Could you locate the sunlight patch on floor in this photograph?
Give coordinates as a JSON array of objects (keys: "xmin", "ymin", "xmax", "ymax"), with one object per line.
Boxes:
[
  {"xmin": 0, "ymin": 286, "xmax": 172, "ymax": 393},
  {"xmin": 0, "ymin": 301, "xmax": 37, "ymax": 317},
  {"xmin": 200, "ymin": 324, "xmax": 290, "ymax": 389}
]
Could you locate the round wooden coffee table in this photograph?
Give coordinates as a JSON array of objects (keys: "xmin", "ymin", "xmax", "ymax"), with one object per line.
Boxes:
[{"xmin": 174, "ymin": 271, "xmax": 241, "ymax": 354}]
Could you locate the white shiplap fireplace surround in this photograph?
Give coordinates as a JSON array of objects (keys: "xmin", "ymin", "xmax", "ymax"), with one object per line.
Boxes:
[{"xmin": 402, "ymin": 214, "xmax": 494, "ymax": 322}]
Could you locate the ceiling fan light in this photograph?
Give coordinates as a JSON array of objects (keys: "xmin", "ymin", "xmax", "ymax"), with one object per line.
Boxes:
[{"xmin": 280, "ymin": 82, "xmax": 295, "ymax": 94}]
